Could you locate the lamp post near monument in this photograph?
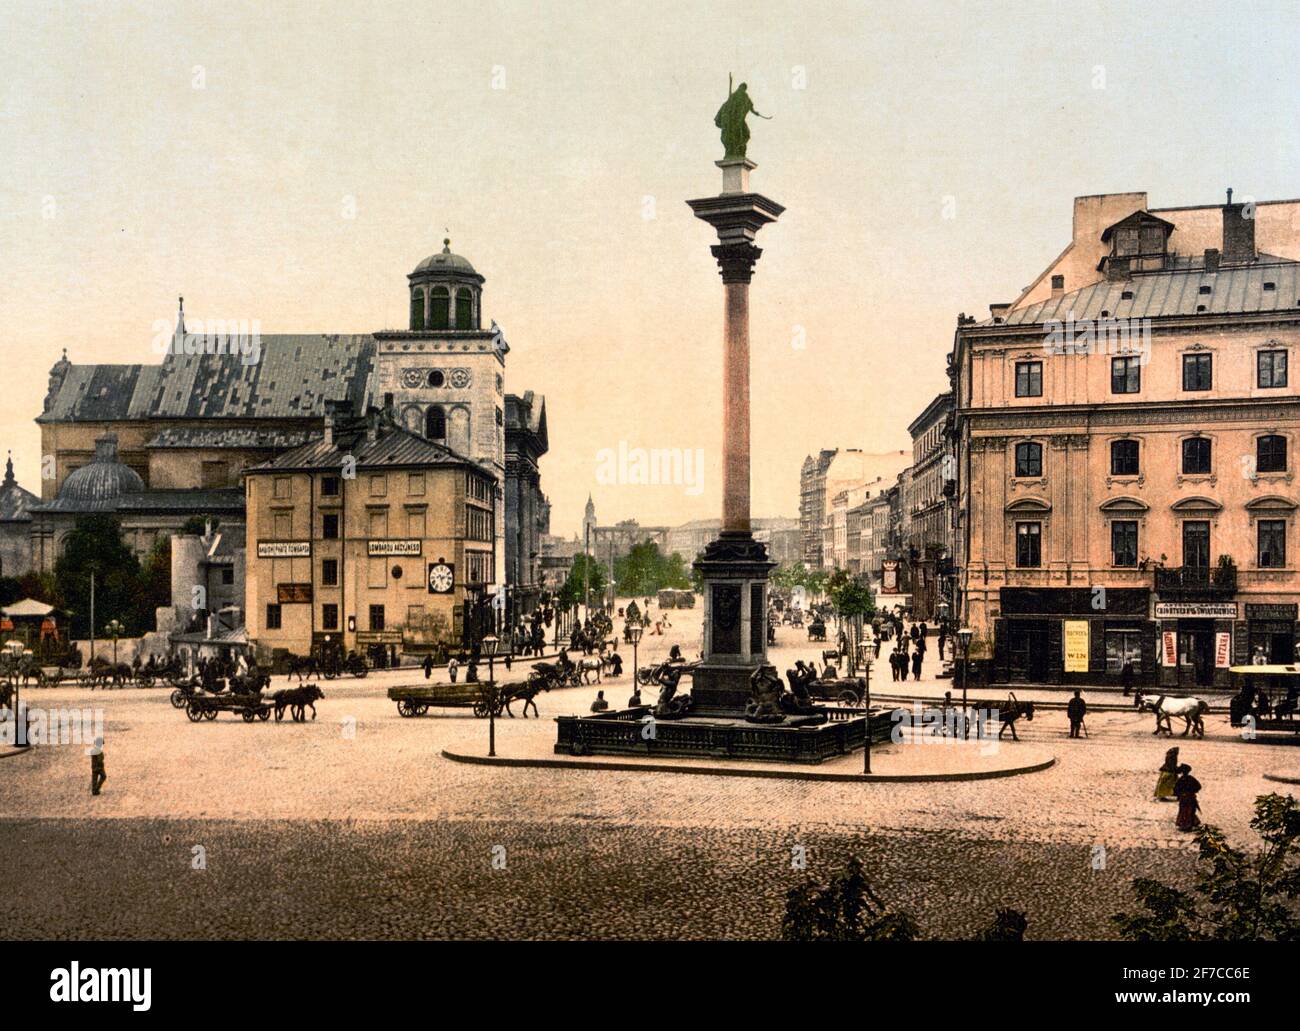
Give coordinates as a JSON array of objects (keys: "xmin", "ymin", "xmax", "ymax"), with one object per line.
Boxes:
[{"xmin": 685, "ymin": 76, "xmax": 784, "ymax": 714}]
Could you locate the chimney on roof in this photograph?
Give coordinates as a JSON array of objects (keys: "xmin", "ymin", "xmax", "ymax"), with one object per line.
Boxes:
[
  {"xmin": 323, "ymin": 399, "xmax": 353, "ymax": 447},
  {"xmin": 1204, "ymin": 248, "xmax": 1221, "ymax": 273},
  {"xmin": 989, "ymin": 303, "xmax": 1011, "ymax": 324},
  {"xmin": 1050, "ymin": 274, "xmax": 1065, "ymax": 300},
  {"xmin": 1221, "ymin": 187, "xmax": 1256, "ymax": 263}
]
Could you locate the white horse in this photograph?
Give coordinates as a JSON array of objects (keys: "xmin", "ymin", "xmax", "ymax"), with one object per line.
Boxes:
[
  {"xmin": 1135, "ymin": 691, "xmax": 1208, "ymax": 738},
  {"xmin": 577, "ymin": 656, "xmax": 604, "ymax": 684}
]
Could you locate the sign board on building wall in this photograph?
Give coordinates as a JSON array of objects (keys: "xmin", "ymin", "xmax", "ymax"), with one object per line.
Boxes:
[
  {"xmin": 1153, "ymin": 602, "xmax": 1238, "ymax": 619},
  {"xmin": 1063, "ymin": 620, "xmax": 1090, "ymax": 672},
  {"xmin": 1246, "ymin": 604, "xmax": 1299, "ymax": 621},
  {"xmin": 1215, "ymin": 632, "xmax": 1232, "ymax": 668},
  {"xmin": 277, "ymin": 583, "xmax": 313, "ymax": 604},
  {"xmin": 368, "ymin": 539, "xmax": 422, "ymax": 557},
  {"xmin": 355, "ymin": 631, "xmax": 403, "ymax": 645},
  {"xmin": 257, "ymin": 541, "xmax": 311, "ymax": 559},
  {"xmin": 1161, "ymin": 631, "xmax": 1178, "ymax": 667}
]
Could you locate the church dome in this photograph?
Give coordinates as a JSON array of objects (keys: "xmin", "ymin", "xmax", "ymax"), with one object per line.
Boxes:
[
  {"xmin": 57, "ymin": 434, "xmax": 144, "ymax": 506},
  {"xmin": 413, "ymin": 239, "xmax": 479, "ymax": 277}
]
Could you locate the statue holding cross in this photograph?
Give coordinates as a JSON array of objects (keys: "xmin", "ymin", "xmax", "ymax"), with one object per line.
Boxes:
[{"xmin": 714, "ymin": 74, "xmax": 771, "ymax": 160}]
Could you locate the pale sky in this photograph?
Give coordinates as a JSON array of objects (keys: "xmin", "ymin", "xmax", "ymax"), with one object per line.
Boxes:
[{"xmin": 3, "ymin": 0, "xmax": 1298, "ymax": 536}]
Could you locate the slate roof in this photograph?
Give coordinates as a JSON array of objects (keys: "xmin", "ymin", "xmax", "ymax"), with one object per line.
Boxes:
[
  {"xmin": 247, "ymin": 422, "xmax": 485, "ymax": 474},
  {"xmin": 0, "ymin": 464, "xmax": 39, "ymax": 523},
  {"xmin": 146, "ymin": 427, "xmax": 316, "ymax": 450},
  {"xmin": 989, "ymin": 258, "xmax": 1300, "ymax": 328},
  {"xmin": 39, "ymin": 335, "xmax": 375, "ymax": 423}
]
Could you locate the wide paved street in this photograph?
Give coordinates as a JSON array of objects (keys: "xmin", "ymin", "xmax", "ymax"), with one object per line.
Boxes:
[{"xmin": 2, "ymin": 603, "xmax": 1295, "ymax": 939}]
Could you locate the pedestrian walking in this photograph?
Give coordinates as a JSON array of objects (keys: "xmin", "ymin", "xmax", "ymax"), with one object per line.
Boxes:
[
  {"xmin": 910, "ymin": 649, "xmax": 923, "ymax": 681},
  {"xmin": 937, "ymin": 625, "xmax": 948, "ymax": 661},
  {"xmin": 448, "ymin": 656, "xmax": 459, "ymax": 683},
  {"xmin": 1154, "ymin": 746, "xmax": 1179, "ymax": 801},
  {"xmin": 422, "ymin": 654, "xmax": 434, "ymax": 680},
  {"xmin": 1174, "ymin": 763, "xmax": 1202, "ymax": 831},
  {"xmin": 1067, "ymin": 689, "xmax": 1086, "ymax": 738},
  {"xmin": 90, "ymin": 737, "xmax": 106, "ymax": 796},
  {"xmin": 1121, "ymin": 659, "xmax": 1135, "ymax": 697}
]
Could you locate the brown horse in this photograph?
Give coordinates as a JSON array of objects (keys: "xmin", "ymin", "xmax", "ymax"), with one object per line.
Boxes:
[
  {"xmin": 970, "ymin": 693, "xmax": 1036, "ymax": 740},
  {"xmin": 502, "ymin": 679, "xmax": 549, "ymax": 718}
]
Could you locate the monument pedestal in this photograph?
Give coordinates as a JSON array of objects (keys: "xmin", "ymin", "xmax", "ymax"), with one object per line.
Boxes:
[{"xmin": 689, "ymin": 530, "xmax": 775, "ymax": 714}]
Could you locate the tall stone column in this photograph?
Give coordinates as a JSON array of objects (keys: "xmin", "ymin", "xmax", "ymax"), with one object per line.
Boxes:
[{"xmin": 686, "ymin": 160, "xmax": 784, "ymax": 713}]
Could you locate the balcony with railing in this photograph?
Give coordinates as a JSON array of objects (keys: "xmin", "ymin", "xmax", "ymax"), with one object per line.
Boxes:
[{"xmin": 1153, "ymin": 565, "xmax": 1237, "ymax": 596}]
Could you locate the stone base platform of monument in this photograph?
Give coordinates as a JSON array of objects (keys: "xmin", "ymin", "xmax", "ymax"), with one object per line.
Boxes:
[{"xmin": 554, "ymin": 706, "xmax": 895, "ymax": 765}]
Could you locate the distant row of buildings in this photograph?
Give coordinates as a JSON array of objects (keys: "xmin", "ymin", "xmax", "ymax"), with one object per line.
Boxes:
[
  {"xmin": 804, "ymin": 188, "xmax": 1300, "ymax": 692},
  {"xmin": 798, "ymin": 424, "xmax": 956, "ymax": 621},
  {"xmin": 537, "ymin": 496, "xmax": 799, "ymax": 592}
]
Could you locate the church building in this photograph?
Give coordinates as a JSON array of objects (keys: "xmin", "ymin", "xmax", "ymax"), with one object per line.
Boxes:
[{"xmin": 31, "ymin": 240, "xmax": 549, "ymax": 650}]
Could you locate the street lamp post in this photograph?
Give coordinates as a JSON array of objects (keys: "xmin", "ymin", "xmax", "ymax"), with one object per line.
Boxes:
[
  {"xmin": 957, "ymin": 626, "xmax": 974, "ymax": 740},
  {"xmin": 863, "ymin": 653, "xmax": 873, "ymax": 775},
  {"xmin": 628, "ymin": 622, "xmax": 643, "ymax": 698},
  {"xmin": 483, "ymin": 634, "xmax": 499, "ymax": 757},
  {"xmin": 105, "ymin": 619, "xmax": 124, "ymax": 668}
]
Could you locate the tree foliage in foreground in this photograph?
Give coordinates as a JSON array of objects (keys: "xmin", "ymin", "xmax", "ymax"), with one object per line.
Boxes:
[
  {"xmin": 1113, "ymin": 793, "xmax": 1300, "ymax": 942},
  {"xmin": 781, "ymin": 856, "xmax": 1025, "ymax": 941}
]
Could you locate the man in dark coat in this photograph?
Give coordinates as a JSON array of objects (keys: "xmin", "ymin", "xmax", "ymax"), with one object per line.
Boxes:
[
  {"xmin": 910, "ymin": 649, "xmax": 923, "ymax": 681},
  {"xmin": 422, "ymin": 654, "xmax": 434, "ymax": 679},
  {"xmin": 90, "ymin": 737, "xmax": 106, "ymax": 796},
  {"xmin": 1067, "ymin": 689, "xmax": 1086, "ymax": 738},
  {"xmin": 1121, "ymin": 660, "xmax": 1135, "ymax": 697}
]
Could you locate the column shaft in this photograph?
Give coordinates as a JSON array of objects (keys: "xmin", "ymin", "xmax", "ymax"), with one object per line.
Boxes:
[{"xmin": 723, "ymin": 281, "xmax": 750, "ymax": 533}]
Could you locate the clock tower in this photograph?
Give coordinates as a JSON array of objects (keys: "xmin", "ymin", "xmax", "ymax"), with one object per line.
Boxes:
[{"xmin": 372, "ymin": 239, "xmax": 507, "ymax": 589}]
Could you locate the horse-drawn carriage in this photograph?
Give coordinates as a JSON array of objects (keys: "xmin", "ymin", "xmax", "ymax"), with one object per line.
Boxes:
[
  {"xmin": 806, "ymin": 618, "xmax": 827, "ymax": 642},
  {"xmin": 388, "ymin": 679, "xmax": 545, "ymax": 719},
  {"xmin": 804, "ymin": 675, "xmax": 868, "ymax": 707},
  {"xmin": 184, "ymin": 690, "xmax": 275, "ymax": 722},
  {"xmin": 1228, "ymin": 665, "xmax": 1300, "ymax": 736},
  {"xmin": 182, "ymin": 675, "xmax": 319, "ymax": 724}
]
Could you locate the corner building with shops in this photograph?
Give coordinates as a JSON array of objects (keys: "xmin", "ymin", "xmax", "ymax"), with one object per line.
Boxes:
[{"xmin": 953, "ymin": 189, "xmax": 1300, "ymax": 688}]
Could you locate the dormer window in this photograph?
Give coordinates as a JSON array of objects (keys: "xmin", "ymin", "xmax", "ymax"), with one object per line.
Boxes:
[{"xmin": 1100, "ymin": 211, "xmax": 1173, "ymax": 275}]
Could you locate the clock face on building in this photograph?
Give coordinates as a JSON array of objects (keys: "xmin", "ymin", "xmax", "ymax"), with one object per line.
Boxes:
[{"xmin": 427, "ymin": 562, "xmax": 454, "ymax": 594}]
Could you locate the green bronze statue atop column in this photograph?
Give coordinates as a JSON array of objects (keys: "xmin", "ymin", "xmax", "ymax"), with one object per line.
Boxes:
[{"xmin": 715, "ymin": 74, "xmax": 770, "ymax": 160}]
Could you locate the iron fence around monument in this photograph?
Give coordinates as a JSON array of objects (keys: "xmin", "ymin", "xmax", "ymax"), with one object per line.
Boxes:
[{"xmin": 555, "ymin": 705, "xmax": 894, "ymax": 765}]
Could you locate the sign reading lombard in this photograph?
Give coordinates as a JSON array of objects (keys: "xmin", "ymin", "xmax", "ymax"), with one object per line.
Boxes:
[
  {"xmin": 1154, "ymin": 601, "xmax": 1238, "ymax": 619},
  {"xmin": 367, "ymin": 539, "xmax": 422, "ymax": 557},
  {"xmin": 257, "ymin": 541, "xmax": 311, "ymax": 559}
]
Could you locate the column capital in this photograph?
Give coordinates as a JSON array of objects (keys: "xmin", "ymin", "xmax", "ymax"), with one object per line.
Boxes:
[{"xmin": 711, "ymin": 242, "xmax": 763, "ymax": 284}]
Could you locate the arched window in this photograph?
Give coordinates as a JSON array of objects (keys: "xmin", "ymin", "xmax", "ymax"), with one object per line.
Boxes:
[
  {"xmin": 1014, "ymin": 442, "xmax": 1042, "ymax": 477},
  {"xmin": 1258, "ymin": 435, "xmax": 1288, "ymax": 473},
  {"xmin": 429, "ymin": 287, "xmax": 450, "ymax": 330},
  {"xmin": 455, "ymin": 288, "xmax": 473, "ymax": 330},
  {"xmin": 425, "ymin": 405, "xmax": 446, "ymax": 441},
  {"xmin": 409, "ymin": 290, "xmax": 425, "ymax": 331}
]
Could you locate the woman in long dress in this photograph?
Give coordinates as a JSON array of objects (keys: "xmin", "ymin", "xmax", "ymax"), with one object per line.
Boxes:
[
  {"xmin": 1174, "ymin": 763, "xmax": 1202, "ymax": 831},
  {"xmin": 1154, "ymin": 746, "xmax": 1179, "ymax": 801}
]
